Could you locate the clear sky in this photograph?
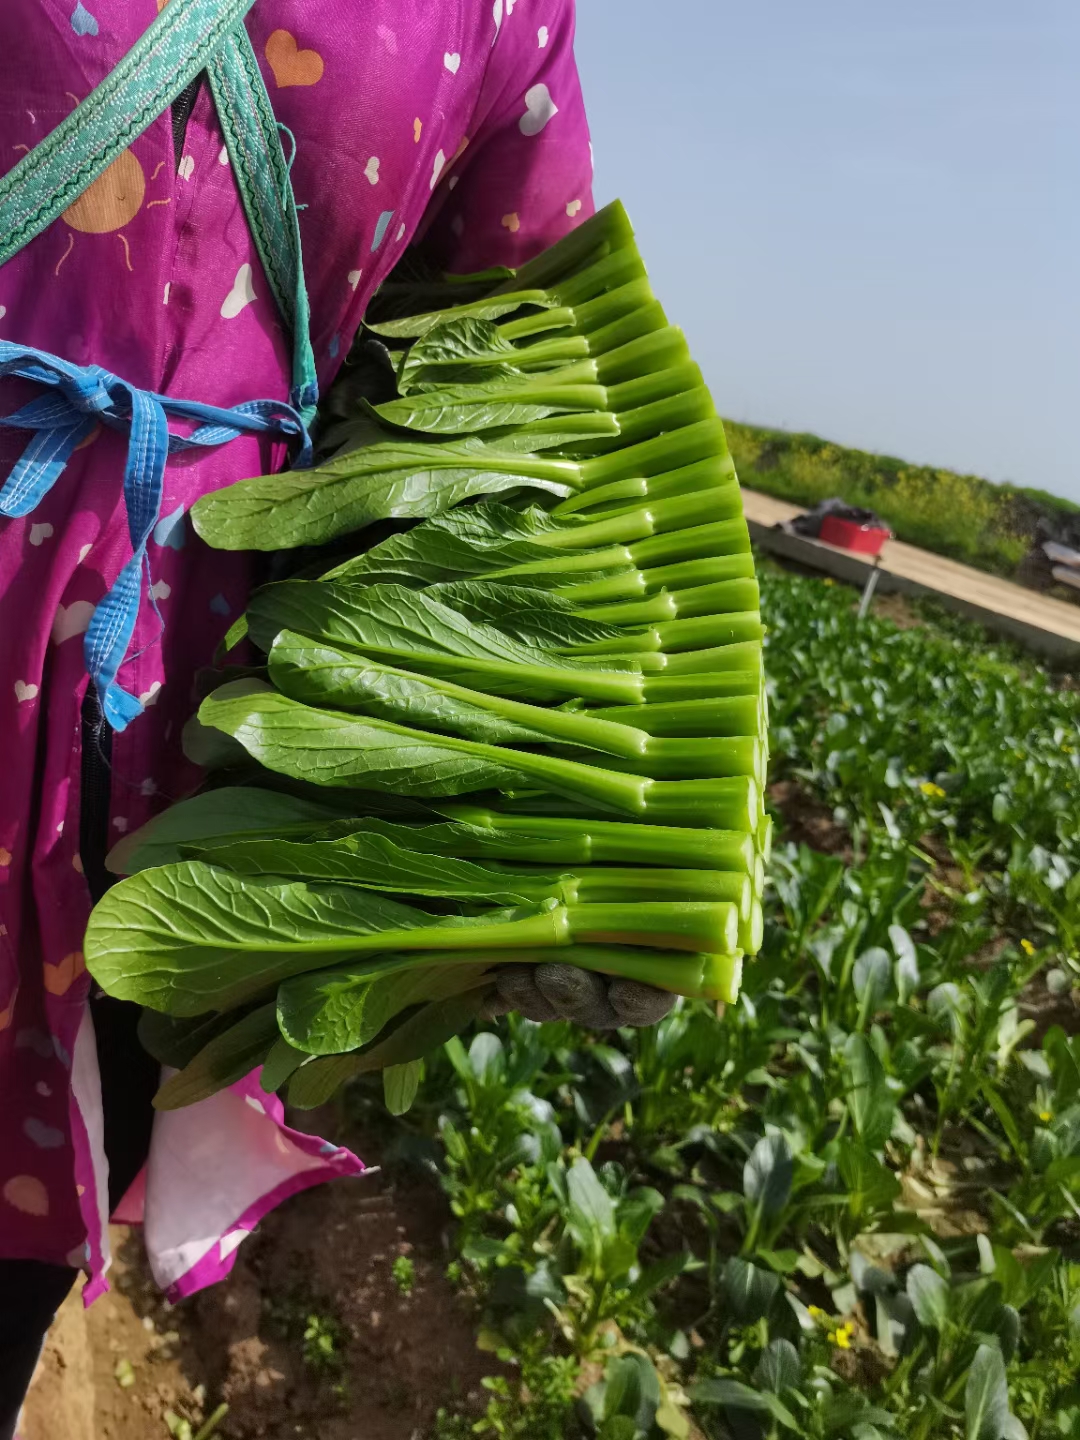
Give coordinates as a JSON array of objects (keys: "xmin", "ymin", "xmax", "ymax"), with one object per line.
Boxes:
[{"xmin": 574, "ymin": 1, "xmax": 1078, "ymax": 500}]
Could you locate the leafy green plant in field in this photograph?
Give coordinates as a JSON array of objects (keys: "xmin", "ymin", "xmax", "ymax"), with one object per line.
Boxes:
[
  {"xmin": 413, "ymin": 568, "xmax": 1080, "ymax": 1439},
  {"xmin": 761, "ymin": 566, "xmax": 1080, "ymax": 944}
]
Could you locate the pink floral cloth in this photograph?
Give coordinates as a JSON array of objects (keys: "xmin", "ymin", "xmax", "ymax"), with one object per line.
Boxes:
[{"xmin": 0, "ymin": 0, "xmax": 593, "ymax": 1298}]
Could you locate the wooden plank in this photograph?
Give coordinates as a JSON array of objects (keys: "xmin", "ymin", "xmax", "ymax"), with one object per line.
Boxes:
[{"xmin": 741, "ymin": 488, "xmax": 1080, "ymax": 659}]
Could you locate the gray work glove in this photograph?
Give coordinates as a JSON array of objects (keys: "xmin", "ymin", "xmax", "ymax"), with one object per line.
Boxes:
[{"xmin": 483, "ymin": 963, "xmax": 676, "ymax": 1028}]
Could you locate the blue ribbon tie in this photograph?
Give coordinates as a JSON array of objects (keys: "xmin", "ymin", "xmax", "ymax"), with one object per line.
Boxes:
[{"xmin": 0, "ymin": 342, "xmax": 312, "ymax": 731}]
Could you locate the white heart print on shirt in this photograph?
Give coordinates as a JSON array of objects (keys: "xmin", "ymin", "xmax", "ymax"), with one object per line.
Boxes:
[
  {"xmin": 29, "ymin": 522, "xmax": 54, "ymax": 547},
  {"xmin": 364, "ymin": 156, "xmax": 380, "ymax": 185},
  {"xmin": 221, "ymin": 263, "xmax": 256, "ymax": 320},
  {"xmin": 443, "ymin": 52, "xmax": 461, "ymax": 74},
  {"xmin": 519, "ymin": 84, "xmax": 558, "ymax": 137},
  {"xmin": 538, "ymin": 26, "xmax": 549, "ymax": 47}
]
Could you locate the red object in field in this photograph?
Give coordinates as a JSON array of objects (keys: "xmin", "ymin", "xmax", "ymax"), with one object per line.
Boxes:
[{"xmin": 819, "ymin": 515, "xmax": 891, "ymax": 556}]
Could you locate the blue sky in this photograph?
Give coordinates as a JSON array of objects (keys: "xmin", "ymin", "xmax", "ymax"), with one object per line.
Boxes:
[{"xmin": 574, "ymin": 1, "xmax": 1078, "ymax": 500}]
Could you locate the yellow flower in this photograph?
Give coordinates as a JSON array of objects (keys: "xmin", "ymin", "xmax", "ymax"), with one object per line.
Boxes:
[
  {"xmin": 807, "ymin": 1305, "xmax": 826, "ymax": 1321},
  {"xmin": 1020, "ymin": 939, "xmax": 1036, "ymax": 956},
  {"xmin": 823, "ymin": 578, "xmax": 836, "ymax": 587},
  {"xmin": 919, "ymin": 781, "xmax": 946, "ymax": 799},
  {"xmin": 1039, "ymin": 1110, "xmax": 1052, "ymax": 1123},
  {"xmin": 833, "ymin": 1330, "xmax": 851, "ymax": 1350},
  {"xmin": 842, "ymin": 1321, "xmax": 855, "ymax": 1336}
]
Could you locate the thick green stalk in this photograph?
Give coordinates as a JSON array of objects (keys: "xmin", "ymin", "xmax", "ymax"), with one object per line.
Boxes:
[
  {"xmin": 555, "ymin": 466, "xmax": 740, "ymax": 517},
  {"xmin": 584, "ymin": 694, "xmax": 762, "ymax": 737},
  {"xmin": 628, "ymin": 517, "xmax": 751, "ymax": 566},
  {"xmin": 326, "ymin": 942, "xmax": 719, "ymax": 1001},
  {"xmin": 435, "ymin": 807, "xmax": 757, "ymax": 870},
  {"xmin": 575, "ymin": 299, "xmax": 669, "ymax": 355},
  {"xmin": 701, "ymin": 952, "xmax": 744, "ymax": 1004},
  {"xmin": 576, "ymin": 577, "xmax": 759, "ymax": 626},
  {"xmin": 576, "ymin": 417, "xmax": 727, "ymax": 488},
  {"xmin": 564, "ymin": 900, "xmax": 739, "ymax": 954},
  {"xmin": 592, "ymin": 328, "xmax": 690, "ymax": 384},
  {"xmin": 529, "ymin": 489, "xmax": 741, "ymax": 550},
  {"xmin": 559, "ymin": 735, "xmax": 763, "ymax": 782},
  {"xmin": 563, "ymin": 869, "xmax": 751, "ymax": 911},
  {"xmin": 557, "ymin": 554, "xmax": 755, "ymax": 605},
  {"xmin": 637, "ymin": 776, "xmax": 758, "ymax": 831}
]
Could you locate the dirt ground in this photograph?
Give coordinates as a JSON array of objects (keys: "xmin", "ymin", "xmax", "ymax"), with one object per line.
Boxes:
[{"xmin": 21, "ymin": 1110, "xmax": 494, "ymax": 1440}]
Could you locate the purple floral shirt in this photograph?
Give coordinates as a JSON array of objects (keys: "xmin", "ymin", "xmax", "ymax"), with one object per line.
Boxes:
[{"xmin": 0, "ymin": 0, "xmax": 593, "ymax": 1299}]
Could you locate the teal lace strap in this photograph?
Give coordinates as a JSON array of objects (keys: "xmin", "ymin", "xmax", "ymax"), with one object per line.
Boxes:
[
  {"xmin": 0, "ymin": 0, "xmax": 257, "ymax": 268},
  {"xmin": 0, "ymin": 0, "xmax": 318, "ymax": 418},
  {"xmin": 207, "ymin": 29, "xmax": 318, "ymax": 418}
]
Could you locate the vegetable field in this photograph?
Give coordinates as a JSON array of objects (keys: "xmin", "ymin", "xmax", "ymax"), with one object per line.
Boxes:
[{"xmin": 390, "ymin": 566, "xmax": 1080, "ymax": 1440}]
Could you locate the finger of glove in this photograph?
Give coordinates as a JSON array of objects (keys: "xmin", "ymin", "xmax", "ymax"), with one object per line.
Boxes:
[
  {"xmin": 608, "ymin": 978, "xmax": 677, "ymax": 1027},
  {"xmin": 494, "ymin": 966, "xmax": 560, "ymax": 1022},
  {"xmin": 479, "ymin": 988, "xmax": 514, "ymax": 1022},
  {"xmin": 535, "ymin": 964, "xmax": 619, "ymax": 1028}
]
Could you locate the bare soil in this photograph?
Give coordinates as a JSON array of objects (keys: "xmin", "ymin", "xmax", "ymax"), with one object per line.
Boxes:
[{"xmin": 22, "ymin": 1112, "xmax": 494, "ymax": 1440}]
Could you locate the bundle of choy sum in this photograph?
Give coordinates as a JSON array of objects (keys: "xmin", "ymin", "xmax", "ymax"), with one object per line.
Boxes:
[{"xmin": 84, "ymin": 202, "xmax": 771, "ymax": 1114}]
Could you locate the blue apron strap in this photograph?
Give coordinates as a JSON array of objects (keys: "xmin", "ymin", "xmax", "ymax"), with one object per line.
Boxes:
[{"xmin": 0, "ymin": 344, "xmax": 311, "ymax": 730}]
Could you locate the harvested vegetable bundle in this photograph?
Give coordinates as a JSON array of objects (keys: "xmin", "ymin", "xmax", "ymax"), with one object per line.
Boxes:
[{"xmin": 85, "ymin": 203, "xmax": 771, "ymax": 1113}]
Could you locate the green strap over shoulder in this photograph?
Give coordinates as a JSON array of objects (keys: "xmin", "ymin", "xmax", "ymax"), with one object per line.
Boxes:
[
  {"xmin": 0, "ymin": 0, "xmax": 317, "ymax": 416},
  {"xmin": 207, "ymin": 29, "xmax": 318, "ymax": 414}
]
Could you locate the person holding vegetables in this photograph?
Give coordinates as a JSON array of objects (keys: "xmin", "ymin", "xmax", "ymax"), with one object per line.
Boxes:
[{"xmin": 0, "ymin": 0, "xmax": 673, "ymax": 1428}]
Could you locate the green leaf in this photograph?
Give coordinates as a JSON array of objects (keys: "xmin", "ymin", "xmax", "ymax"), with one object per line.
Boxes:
[
  {"xmin": 468, "ymin": 1031, "xmax": 506, "ymax": 1086},
  {"xmin": 624, "ymin": 1251, "xmax": 696, "ymax": 1305},
  {"xmin": 199, "ymin": 824, "xmax": 566, "ymax": 906},
  {"xmin": 259, "ymin": 1037, "xmax": 307, "ymax": 1094},
  {"xmin": 277, "ymin": 957, "xmax": 493, "ymax": 1054},
  {"xmin": 322, "ymin": 500, "xmax": 579, "ymax": 587},
  {"xmin": 428, "ymin": 580, "xmax": 622, "ymax": 649},
  {"xmin": 266, "ymin": 638, "xmax": 632, "ymax": 755},
  {"xmin": 722, "ymin": 1257, "xmax": 781, "ymax": 1324},
  {"xmin": 374, "ymin": 375, "xmax": 603, "ymax": 435},
  {"xmin": 743, "ymin": 1134, "xmax": 793, "ymax": 1216},
  {"xmin": 191, "ymin": 432, "xmax": 574, "ymax": 550},
  {"xmin": 247, "ymin": 581, "xmax": 634, "ymax": 704},
  {"xmin": 286, "ymin": 1053, "xmax": 362, "ymax": 1109},
  {"xmin": 691, "ymin": 1379, "xmax": 800, "ymax": 1430},
  {"xmin": 853, "ymin": 947, "xmax": 891, "ymax": 1010},
  {"xmin": 965, "ymin": 1343, "xmax": 1010, "ymax": 1440},
  {"xmin": 198, "ymin": 681, "xmax": 652, "ymax": 817},
  {"xmin": 384, "ymin": 1060, "xmax": 422, "ymax": 1115},
  {"xmin": 753, "ymin": 1338, "xmax": 800, "ymax": 1393},
  {"xmin": 365, "ymin": 290, "xmax": 553, "ymax": 340},
  {"xmin": 396, "ymin": 317, "xmax": 525, "ymax": 392},
  {"xmin": 844, "ymin": 1033, "xmax": 896, "ymax": 1149},
  {"xmin": 153, "ymin": 1005, "xmax": 280, "ymax": 1110},
  {"xmin": 889, "ymin": 923, "xmax": 919, "ymax": 1003},
  {"xmin": 197, "ymin": 680, "xmax": 516, "ymax": 796},
  {"xmin": 989, "ymin": 1303, "xmax": 1021, "ymax": 1364},
  {"xmin": 107, "ymin": 788, "xmax": 347, "ymax": 874},
  {"xmin": 906, "ymin": 1263, "xmax": 950, "ymax": 1331},
  {"xmin": 136, "ymin": 1009, "xmax": 239, "ymax": 1070},
  {"xmin": 566, "ymin": 1158, "xmax": 617, "ymax": 1250},
  {"xmin": 86, "ymin": 858, "xmax": 563, "ymax": 1016}
]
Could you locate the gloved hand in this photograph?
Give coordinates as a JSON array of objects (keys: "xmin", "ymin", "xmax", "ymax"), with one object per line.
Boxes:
[{"xmin": 483, "ymin": 963, "xmax": 676, "ymax": 1029}]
